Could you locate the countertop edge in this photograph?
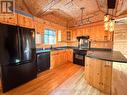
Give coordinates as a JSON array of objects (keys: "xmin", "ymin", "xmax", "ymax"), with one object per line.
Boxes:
[{"xmin": 85, "ymin": 55, "xmax": 127, "ymax": 63}]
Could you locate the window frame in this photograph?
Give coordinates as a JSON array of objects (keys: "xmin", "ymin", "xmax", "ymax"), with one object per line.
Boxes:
[{"xmin": 44, "ymin": 28, "xmax": 56, "ymax": 45}]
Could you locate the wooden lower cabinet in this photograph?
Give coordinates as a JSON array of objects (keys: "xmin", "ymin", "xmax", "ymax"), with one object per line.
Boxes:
[
  {"xmin": 85, "ymin": 57, "xmax": 112, "ymax": 94},
  {"xmin": 66, "ymin": 49, "xmax": 73, "ymax": 63},
  {"xmin": 50, "ymin": 51, "xmax": 59, "ymax": 69},
  {"xmin": 50, "ymin": 49, "xmax": 73, "ymax": 69}
]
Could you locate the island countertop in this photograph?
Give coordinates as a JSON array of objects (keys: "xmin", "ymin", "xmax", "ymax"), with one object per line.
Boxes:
[{"xmin": 86, "ymin": 50, "xmax": 127, "ymax": 63}]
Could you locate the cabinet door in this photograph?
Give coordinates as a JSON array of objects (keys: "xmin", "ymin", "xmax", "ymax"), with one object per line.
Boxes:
[
  {"xmin": 35, "ymin": 22, "xmax": 43, "ymax": 33},
  {"xmin": 50, "ymin": 54, "xmax": 57, "ymax": 69},
  {"xmin": 67, "ymin": 31, "xmax": 72, "ymax": 41},
  {"xmin": 0, "ymin": 14, "xmax": 17, "ymax": 25},
  {"xmin": 66, "ymin": 49, "xmax": 73, "ymax": 63},
  {"xmin": 85, "ymin": 57, "xmax": 90, "ymax": 82},
  {"xmin": 61, "ymin": 50, "xmax": 67, "ymax": 64},
  {"xmin": 69, "ymin": 49, "xmax": 73, "ymax": 62},
  {"xmin": 92, "ymin": 59, "xmax": 102, "ymax": 89},
  {"xmin": 50, "ymin": 51, "xmax": 59, "ymax": 69},
  {"xmin": 85, "ymin": 57, "xmax": 112, "ymax": 94},
  {"xmin": 17, "ymin": 14, "xmax": 25, "ymax": 27},
  {"xmin": 101, "ymin": 61, "xmax": 112, "ymax": 94},
  {"xmin": 24, "ymin": 16, "xmax": 34, "ymax": 28},
  {"xmin": 17, "ymin": 14, "xmax": 34, "ymax": 28},
  {"xmin": 0, "ymin": 16, "xmax": 4, "ymax": 23},
  {"xmin": 6, "ymin": 14, "xmax": 17, "ymax": 25},
  {"xmin": 85, "ymin": 57, "xmax": 101, "ymax": 88}
]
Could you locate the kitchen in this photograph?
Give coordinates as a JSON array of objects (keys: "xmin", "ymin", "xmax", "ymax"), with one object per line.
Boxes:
[{"xmin": 0, "ymin": 0, "xmax": 127, "ymax": 95}]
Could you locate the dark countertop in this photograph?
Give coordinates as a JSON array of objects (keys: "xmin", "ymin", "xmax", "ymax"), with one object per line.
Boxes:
[
  {"xmin": 36, "ymin": 46, "xmax": 78, "ymax": 54},
  {"xmin": 86, "ymin": 50, "xmax": 127, "ymax": 63},
  {"xmin": 36, "ymin": 46, "xmax": 112, "ymax": 54},
  {"xmin": 36, "ymin": 50, "xmax": 51, "ymax": 54},
  {"xmin": 36, "ymin": 46, "xmax": 127, "ymax": 63}
]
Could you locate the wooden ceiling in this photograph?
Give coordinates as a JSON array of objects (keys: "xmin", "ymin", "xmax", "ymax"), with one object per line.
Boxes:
[{"xmin": 16, "ymin": 0, "xmax": 127, "ymax": 27}]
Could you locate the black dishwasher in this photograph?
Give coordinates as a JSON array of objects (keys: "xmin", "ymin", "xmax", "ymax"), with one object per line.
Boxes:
[{"xmin": 36, "ymin": 52, "xmax": 50, "ymax": 73}]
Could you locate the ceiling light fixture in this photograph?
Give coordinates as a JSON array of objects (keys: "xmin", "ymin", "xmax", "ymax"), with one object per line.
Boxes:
[
  {"xmin": 80, "ymin": 7, "xmax": 85, "ymax": 24},
  {"xmin": 104, "ymin": 0, "xmax": 116, "ymax": 32},
  {"xmin": 109, "ymin": 19, "xmax": 115, "ymax": 32},
  {"xmin": 104, "ymin": 14, "xmax": 115, "ymax": 32},
  {"xmin": 104, "ymin": 14, "xmax": 110, "ymax": 22}
]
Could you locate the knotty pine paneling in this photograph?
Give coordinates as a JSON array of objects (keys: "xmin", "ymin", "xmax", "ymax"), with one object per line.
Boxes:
[
  {"xmin": 68, "ymin": 21, "xmax": 113, "ymax": 49},
  {"xmin": 34, "ymin": 17, "xmax": 67, "ymax": 48},
  {"xmin": 114, "ymin": 24, "xmax": 127, "ymax": 57},
  {"xmin": 112, "ymin": 24, "xmax": 127, "ymax": 95}
]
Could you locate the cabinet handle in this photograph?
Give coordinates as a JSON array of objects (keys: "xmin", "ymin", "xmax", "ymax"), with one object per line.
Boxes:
[
  {"xmin": 9, "ymin": 17, "xmax": 12, "ymax": 19},
  {"xmin": 105, "ymin": 62, "xmax": 111, "ymax": 67}
]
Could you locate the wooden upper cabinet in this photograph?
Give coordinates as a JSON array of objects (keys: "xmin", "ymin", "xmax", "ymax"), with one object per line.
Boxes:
[
  {"xmin": 34, "ymin": 22, "xmax": 43, "ymax": 33},
  {"xmin": 0, "ymin": 14, "xmax": 17, "ymax": 25},
  {"xmin": 61, "ymin": 30, "xmax": 67, "ymax": 42},
  {"xmin": 17, "ymin": 14, "xmax": 34, "ymax": 29},
  {"xmin": 66, "ymin": 30, "xmax": 73, "ymax": 41}
]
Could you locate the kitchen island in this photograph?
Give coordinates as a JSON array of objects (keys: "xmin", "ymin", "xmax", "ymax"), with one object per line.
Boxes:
[{"xmin": 85, "ymin": 50, "xmax": 127, "ymax": 94}]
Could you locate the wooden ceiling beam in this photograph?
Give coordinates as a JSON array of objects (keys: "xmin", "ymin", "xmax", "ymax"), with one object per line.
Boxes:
[
  {"xmin": 95, "ymin": 0, "xmax": 106, "ymax": 14},
  {"xmin": 36, "ymin": 0, "xmax": 61, "ymax": 17},
  {"xmin": 114, "ymin": 0, "xmax": 120, "ymax": 16},
  {"xmin": 22, "ymin": 0, "xmax": 33, "ymax": 15},
  {"xmin": 116, "ymin": 0, "xmax": 124, "ymax": 16}
]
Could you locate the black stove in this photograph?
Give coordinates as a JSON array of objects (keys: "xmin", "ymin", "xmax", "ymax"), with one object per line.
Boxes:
[{"xmin": 73, "ymin": 49, "xmax": 88, "ymax": 66}]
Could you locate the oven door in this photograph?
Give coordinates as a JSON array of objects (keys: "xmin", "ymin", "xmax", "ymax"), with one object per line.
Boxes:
[{"xmin": 73, "ymin": 53, "xmax": 85, "ymax": 66}]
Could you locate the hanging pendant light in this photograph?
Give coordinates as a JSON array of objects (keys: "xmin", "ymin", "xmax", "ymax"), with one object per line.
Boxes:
[
  {"xmin": 109, "ymin": 19, "xmax": 115, "ymax": 32},
  {"xmin": 104, "ymin": 14, "xmax": 110, "ymax": 31},
  {"xmin": 104, "ymin": 14, "xmax": 110, "ymax": 22},
  {"xmin": 104, "ymin": 22, "xmax": 109, "ymax": 31}
]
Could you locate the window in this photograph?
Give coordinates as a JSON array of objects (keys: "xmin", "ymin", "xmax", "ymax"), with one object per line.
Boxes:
[
  {"xmin": 44, "ymin": 29, "xmax": 56, "ymax": 44},
  {"xmin": 58, "ymin": 30, "xmax": 61, "ymax": 42}
]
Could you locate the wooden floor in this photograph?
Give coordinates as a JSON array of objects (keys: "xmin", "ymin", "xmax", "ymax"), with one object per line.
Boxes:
[{"xmin": 0, "ymin": 63, "xmax": 105, "ymax": 95}]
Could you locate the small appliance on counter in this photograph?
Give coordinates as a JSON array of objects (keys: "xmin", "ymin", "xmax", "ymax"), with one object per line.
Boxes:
[
  {"xmin": 77, "ymin": 36, "xmax": 90, "ymax": 49},
  {"xmin": 73, "ymin": 36, "xmax": 90, "ymax": 66}
]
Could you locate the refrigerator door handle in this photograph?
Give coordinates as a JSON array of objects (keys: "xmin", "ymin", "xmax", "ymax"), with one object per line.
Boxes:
[{"xmin": 17, "ymin": 27, "xmax": 22, "ymax": 62}]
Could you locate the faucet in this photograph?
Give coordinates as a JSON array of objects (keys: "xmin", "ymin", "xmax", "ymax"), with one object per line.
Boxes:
[{"xmin": 50, "ymin": 45, "xmax": 53, "ymax": 49}]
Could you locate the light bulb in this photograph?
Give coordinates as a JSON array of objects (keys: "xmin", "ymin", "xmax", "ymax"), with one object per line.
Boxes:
[
  {"xmin": 109, "ymin": 19, "xmax": 114, "ymax": 32},
  {"xmin": 104, "ymin": 14, "xmax": 110, "ymax": 22}
]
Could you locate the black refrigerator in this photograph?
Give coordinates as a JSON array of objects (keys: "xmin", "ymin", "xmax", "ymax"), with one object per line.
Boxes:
[{"xmin": 0, "ymin": 23, "xmax": 37, "ymax": 92}]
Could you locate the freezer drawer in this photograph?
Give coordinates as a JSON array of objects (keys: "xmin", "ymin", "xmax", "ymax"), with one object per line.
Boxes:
[{"xmin": 1, "ymin": 62, "xmax": 37, "ymax": 92}]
